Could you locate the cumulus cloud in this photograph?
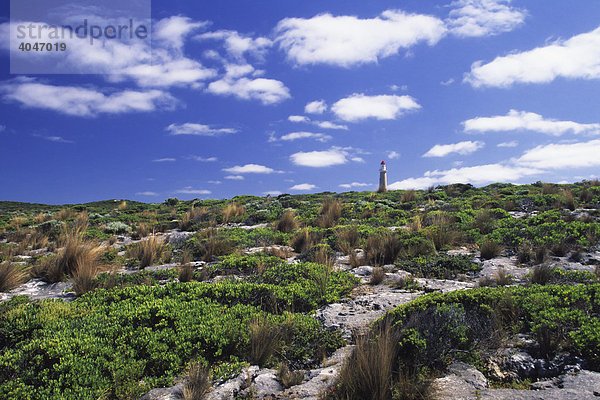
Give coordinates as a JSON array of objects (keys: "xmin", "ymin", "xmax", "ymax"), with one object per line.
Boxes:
[
  {"xmin": 136, "ymin": 191, "xmax": 159, "ymax": 196},
  {"xmin": 33, "ymin": 134, "xmax": 74, "ymax": 143},
  {"xmin": 223, "ymin": 164, "xmax": 281, "ymax": 174},
  {"xmin": 447, "ymin": 0, "xmax": 526, "ymax": 38},
  {"xmin": 196, "ymin": 30, "xmax": 272, "ymax": 60},
  {"xmin": 389, "ymin": 163, "xmax": 541, "ymax": 189},
  {"xmin": 423, "ymin": 140, "xmax": 484, "ymax": 157},
  {"xmin": 497, "ymin": 141, "xmax": 518, "ymax": 147},
  {"xmin": 264, "ymin": 190, "xmax": 283, "ymax": 196},
  {"xmin": 225, "ymin": 175, "xmax": 244, "ymax": 180},
  {"xmin": 175, "ymin": 187, "xmax": 212, "ymax": 195},
  {"xmin": 387, "ymin": 151, "xmax": 400, "ymax": 159},
  {"xmin": 0, "ymin": 79, "xmax": 175, "ymax": 117},
  {"xmin": 166, "ymin": 123, "xmax": 237, "ymax": 136},
  {"xmin": 275, "ymin": 10, "xmax": 446, "ymax": 67},
  {"xmin": 207, "ymin": 73, "xmax": 291, "ymax": 105},
  {"xmin": 465, "ymin": 26, "xmax": 600, "ymax": 87},
  {"xmin": 290, "ymin": 147, "xmax": 359, "ymax": 167},
  {"xmin": 331, "ymin": 94, "xmax": 421, "ymax": 122},
  {"xmin": 463, "ymin": 110, "xmax": 600, "ymax": 136},
  {"xmin": 290, "ymin": 183, "xmax": 317, "ymax": 191},
  {"xmin": 154, "ymin": 16, "xmax": 209, "ymax": 50},
  {"xmin": 339, "ymin": 182, "xmax": 372, "ymax": 189},
  {"xmin": 305, "ymin": 100, "xmax": 327, "ymax": 114},
  {"xmin": 516, "ymin": 139, "xmax": 600, "ymax": 169},
  {"xmin": 272, "ymin": 132, "xmax": 332, "ymax": 143}
]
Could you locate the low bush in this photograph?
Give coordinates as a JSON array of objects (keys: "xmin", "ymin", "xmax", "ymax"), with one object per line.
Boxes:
[{"xmin": 399, "ymin": 254, "xmax": 480, "ymax": 279}]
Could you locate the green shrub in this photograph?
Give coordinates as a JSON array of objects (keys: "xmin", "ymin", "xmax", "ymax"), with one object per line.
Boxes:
[{"xmin": 399, "ymin": 254, "xmax": 480, "ymax": 279}]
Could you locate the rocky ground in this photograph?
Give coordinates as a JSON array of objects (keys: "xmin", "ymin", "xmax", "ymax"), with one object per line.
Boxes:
[{"xmin": 3, "ymin": 227, "xmax": 600, "ymax": 400}]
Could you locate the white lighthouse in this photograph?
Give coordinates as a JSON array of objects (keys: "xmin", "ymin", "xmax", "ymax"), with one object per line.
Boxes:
[{"xmin": 378, "ymin": 161, "xmax": 387, "ymax": 193}]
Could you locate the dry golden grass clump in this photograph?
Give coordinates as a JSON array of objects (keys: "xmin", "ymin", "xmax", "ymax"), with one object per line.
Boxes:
[
  {"xmin": 0, "ymin": 262, "xmax": 28, "ymax": 292},
  {"xmin": 178, "ymin": 249, "xmax": 194, "ymax": 282},
  {"xmin": 425, "ymin": 213, "xmax": 459, "ymax": 251},
  {"xmin": 336, "ymin": 226, "xmax": 360, "ymax": 255},
  {"xmin": 126, "ymin": 235, "xmax": 165, "ymax": 268},
  {"xmin": 222, "ymin": 203, "xmax": 246, "ymax": 224},
  {"xmin": 182, "ymin": 361, "xmax": 211, "ymax": 400},
  {"xmin": 318, "ymin": 199, "xmax": 342, "ymax": 228},
  {"xmin": 277, "ymin": 363, "xmax": 304, "ymax": 389},
  {"xmin": 290, "ymin": 228, "xmax": 319, "ymax": 254},
  {"xmin": 196, "ymin": 229, "xmax": 234, "ymax": 261},
  {"xmin": 248, "ymin": 317, "xmax": 282, "ymax": 366},
  {"xmin": 479, "ymin": 239, "xmax": 503, "ymax": 260},
  {"xmin": 408, "ymin": 215, "xmax": 423, "ymax": 233},
  {"xmin": 401, "ymin": 190, "xmax": 416, "ymax": 203},
  {"xmin": 370, "ymin": 267, "xmax": 385, "ymax": 285},
  {"xmin": 56, "ymin": 208, "xmax": 78, "ymax": 221},
  {"xmin": 117, "ymin": 200, "xmax": 127, "ymax": 211},
  {"xmin": 364, "ymin": 231, "xmax": 401, "ymax": 266},
  {"xmin": 336, "ymin": 323, "xmax": 429, "ymax": 400},
  {"xmin": 276, "ymin": 209, "xmax": 298, "ymax": 233},
  {"xmin": 179, "ymin": 206, "xmax": 209, "ymax": 231}
]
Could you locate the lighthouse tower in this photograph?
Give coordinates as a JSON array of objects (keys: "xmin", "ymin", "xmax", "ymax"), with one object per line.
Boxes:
[{"xmin": 378, "ymin": 161, "xmax": 388, "ymax": 193}]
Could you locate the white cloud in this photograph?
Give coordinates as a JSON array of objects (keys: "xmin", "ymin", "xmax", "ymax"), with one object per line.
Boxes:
[
  {"xmin": 208, "ymin": 180, "xmax": 222, "ymax": 184},
  {"xmin": 166, "ymin": 123, "xmax": 237, "ymax": 136},
  {"xmin": 290, "ymin": 148, "xmax": 350, "ymax": 167},
  {"xmin": 463, "ymin": 110, "xmax": 600, "ymax": 136},
  {"xmin": 225, "ymin": 175, "xmax": 245, "ymax": 180},
  {"xmin": 289, "ymin": 115, "xmax": 310, "ymax": 123},
  {"xmin": 290, "ymin": 183, "xmax": 317, "ymax": 191},
  {"xmin": 387, "ymin": 151, "xmax": 400, "ymax": 159},
  {"xmin": 305, "ymin": 100, "xmax": 327, "ymax": 114},
  {"xmin": 465, "ymin": 26, "xmax": 600, "ymax": 87},
  {"xmin": 314, "ymin": 121, "xmax": 348, "ymax": 130},
  {"xmin": 188, "ymin": 155, "xmax": 218, "ymax": 162},
  {"xmin": 275, "ymin": 10, "xmax": 446, "ymax": 67},
  {"xmin": 497, "ymin": 141, "xmax": 518, "ymax": 147},
  {"xmin": 176, "ymin": 187, "xmax": 212, "ymax": 195},
  {"xmin": 263, "ymin": 190, "xmax": 283, "ymax": 196},
  {"xmin": 136, "ymin": 191, "xmax": 159, "ymax": 196},
  {"xmin": 441, "ymin": 78, "xmax": 455, "ymax": 86},
  {"xmin": 153, "ymin": 158, "xmax": 176, "ymax": 162},
  {"xmin": 447, "ymin": 0, "xmax": 526, "ymax": 38},
  {"xmin": 223, "ymin": 164, "xmax": 281, "ymax": 174},
  {"xmin": 389, "ymin": 163, "xmax": 541, "ymax": 189},
  {"xmin": 423, "ymin": 140, "xmax": 484, "ymax": 157},
  {"xmin": 331, "ymin": 93, "xmax": 421, "ymax": 122},
  {"xmin": 275, "ymin": 131, "xmax": 332, "ymax": 143},
  {"xmin": 196, "ymin": 30, "xmax": 272, "ymax": 60},
  {"xmin": 339, "ymin": 182, "xmax": 372, "ymax": 189},
  {"xmin": 33, "ymin": 134, "xmax": 73, "ymax": 143},
  {"xmin": 0, "ymin": 125, "xmax": 6, "ymax": 132},
  {"xmin": 207, "ymin": 74, "xmax": 291, "ymax": 105},
  {"xmin": 0, "ymin": 79, "xmax": 174, "ymax": 117},
  {"xmin": 516, "ymin": 139, "xmax": 600, "ymax": 169},
  {"xmin": 154, "ymin": 16, "xmax": 209, "ymax": 50}
]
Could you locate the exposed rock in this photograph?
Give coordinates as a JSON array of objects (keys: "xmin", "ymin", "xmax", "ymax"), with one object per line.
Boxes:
[
  {"xmin": 0, "ymin": 278, "xmax": 75, "ymax": 302},
  {"xmin": 432, "ymin": 362, "xmax": 488, "ymax": 400},
  {"xmin": 166, "ymin": 231, "xmax": 190, "ymax": 246},
  {"xmin": 415, "ymin": 278, "xmax": 475, "ymax": 293},
  {"xmin": 252, "ymin": 369, "xmax": 283, "ymax": 397},
  {"xmin": 351, "ymin": 266, "xmax": 373, "ymax": 276}
]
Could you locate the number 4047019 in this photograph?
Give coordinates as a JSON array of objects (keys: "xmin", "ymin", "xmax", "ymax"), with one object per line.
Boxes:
[{"xmin": 18, "ymin": 42, "xmax": 67, "ymax": 51}]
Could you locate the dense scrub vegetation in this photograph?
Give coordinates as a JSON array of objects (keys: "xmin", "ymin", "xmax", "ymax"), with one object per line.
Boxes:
[{"xmin": 1, "ymin": 180, "xmax": 600, "ymax": 399}]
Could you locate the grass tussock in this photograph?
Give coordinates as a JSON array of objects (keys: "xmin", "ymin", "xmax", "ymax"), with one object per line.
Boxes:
[
  {"xmin": 290, "ymin": 228, "xmax": 319, "ymax": 253},
  {"xmin": 56, "ymin": 208, "xmax": 78, "ymax": 221},
  {"xmin": 222, "ymin": 203, "xmax": 246, "ymax": 224},
  {"xmin": 494, "ymin": 268, "xmax": 513, "ymax": 286},
  {"xmin": 127, "ymin": 235, "xmax": 165, "ymax": 268},
  {"xmin": 178, "ymin": 249, "xmax": 194, "ymax": 282},
  {"xmin": 57, "ymin": 229, "xmax": 105, "ymax": 278},
  {"xmin": 276, "ymin": 209, "xmax": 298, "ymax": 233},
  {"xmin": 336, "ymin": 226, "xmax": 360, "ymax": 255},
  {"xmin": 408, "ymin": 215, "xmax": 423, "ymax": 233},
  {"xmin": 0, "ymin": 262, "xmax": 28, "ymax": 292},
  {"xmin": 336, "ymin": 323, "xmax": 427, "ymax": 400},
  {"xmin": 196, "ymin": 229, "xmax": 234, "ymax": 262},
  {"xmin": 364, "ymin": 231, "xmax": 401, "ymax": 266},
  {"xmin": 318, "ymin": 199, "xmax": 342, "ymax": 228},
  {"xmin": 530, "ymin": 264, "xmax": 553, "ymax": 285},
  {"xmin": 425, "ymin": 213, "xmax": 459, "ymax": 251},
  {"xmin": 277, "ymin": 363, "xmax": 304, "ymax": 389},
  {"xmin": 401, "ymin": 190, "xmax": 416, "ymax": 203},
  {"xmin": 179, "ymin": 206, "xmax": 208, "ymax": 231},
  {"xmin": 182, "ymin": 362, "xmax": 211, "ymax": 400},
  {"xmin": 370, "ymin": 267, "xmax": 385, "ymax": 285},
  {"xmin": 117, "ymin": 200, "xmax": 127, "ymax": 211},
  {"xmin": 248, "ymin": 317, "xmax": 281, "ymax": 366},
  {"xmin": 480, "ymin": 239, "xmax": 502, "ymax": 260}
]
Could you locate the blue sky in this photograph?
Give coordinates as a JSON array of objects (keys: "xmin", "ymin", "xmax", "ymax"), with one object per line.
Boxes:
[{"xmin": 1, "ymin": 0, "xmax": 600, "ymax": 203}]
